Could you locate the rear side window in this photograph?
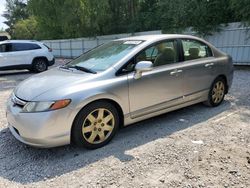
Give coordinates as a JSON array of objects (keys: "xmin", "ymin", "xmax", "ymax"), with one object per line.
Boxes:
[
  {"xmin": 0, "ymin": 43, "xmax": 12, "ymax": 52},
  {"xmin": 182, "ymin": 39, "xmax": 213, "ymax": 61},
  {"xmin": 12, "ymin": 43, "xmax": 41, "ymax": 51}
]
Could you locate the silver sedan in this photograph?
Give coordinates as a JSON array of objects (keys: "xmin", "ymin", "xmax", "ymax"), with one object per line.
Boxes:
[{"xmin": 6, "ymin": 35, "xmax": 234, "ymax": 149}]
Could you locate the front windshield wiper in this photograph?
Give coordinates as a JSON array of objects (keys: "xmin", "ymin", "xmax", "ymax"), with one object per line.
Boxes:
[{"xmin": 60, "ymin": 65, "xmax": 97, "ymax": 74}]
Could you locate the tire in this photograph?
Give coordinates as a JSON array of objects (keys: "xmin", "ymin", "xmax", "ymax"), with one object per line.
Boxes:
[
  {"xmin": 72, "ymin": 101, "xmax": 120, "ymax": 149},
  {"xmin": 32, "ymin": 58, "xmax": 48, "ymax": 73},
  {"xmin": 204, "ymin": 77, "xmax": 226, "ymax": 107}
]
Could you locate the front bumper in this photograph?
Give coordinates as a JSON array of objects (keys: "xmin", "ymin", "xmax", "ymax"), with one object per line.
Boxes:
[{"xmin": 6, "ymin": 96, "xmax": 72, "ymax": 148}]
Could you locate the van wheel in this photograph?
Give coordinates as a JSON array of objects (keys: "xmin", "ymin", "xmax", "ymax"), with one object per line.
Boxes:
[
  {"xmin": 32, "ymin": 58, "xmax": 48, "ymax": 73},
  {"xmin": 204, "ymin": 77, "xmax": 226, "ymax": 107},
  {"xmin": 72, "ymin": 101, "xmax": 120, "ymax": 149}
]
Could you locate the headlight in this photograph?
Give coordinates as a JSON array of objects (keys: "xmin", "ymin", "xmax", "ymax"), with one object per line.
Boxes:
[{"xmin": 22, "ymin": 99, "xmax": 71, "ymax": 113}]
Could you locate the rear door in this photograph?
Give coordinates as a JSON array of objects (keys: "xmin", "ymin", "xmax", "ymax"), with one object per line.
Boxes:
[
  {"xmin": 11, "ymin": 43, "xmax": 39, "ymax": 65},
  {"xmin": 179, "ymin": 39, "xmax": 216, "ymax": 101}
]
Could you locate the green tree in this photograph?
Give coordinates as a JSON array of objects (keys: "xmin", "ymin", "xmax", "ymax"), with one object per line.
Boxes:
[
  {"xmin": 84, "ymin": 0, "xmax": 110, "ymax": 36},
  {"xmin": 101, "ymin": 0, "xmax": 138, "ymax": 34},
  {"xmin": 230, "ymin": 0, "xmax": 250, "ymax": 25},
  {"xmin": 157, "ymin": 0, "xmax": 189, "ymax": 33},
  {"xmin": 28, "ymin": 0, "xmax": 105, "ymax": 39},
  {"xmin": 2, "ymin": 0, "xmax": 29, "ymax": 36},
  {"xmin": 134, "ymin": 0, "xmax": 160, "ymax": 32},
  {"xmin": 157, "ymin": 0, "xmax": 235, "ymax": 36},
  {"xmin": 12, "ymin": 16, "xmax": 38, "ymax": 39},
  {"xmin": 13, "ymin": 0, "xmax": 242, "ymax": 40},
  {"xmin": 28, "ymin": 0, "xmax": 65, "ymax": 39},
  {"xmin": 187, "ymin": 0, "xmax": 235, "ymax": 36},
  {"xmin": 28, "ymin": 0, "xmax": 140, "ymax": 39}
]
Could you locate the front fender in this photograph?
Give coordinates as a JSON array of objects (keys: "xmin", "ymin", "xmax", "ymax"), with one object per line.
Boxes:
[{"xmin": 73, "ymin": 92, "xmax": 125, "ymax": 114}]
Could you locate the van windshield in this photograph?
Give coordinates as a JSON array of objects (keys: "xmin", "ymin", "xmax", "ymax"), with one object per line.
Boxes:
[{"xmin": 65, "ymin": 40, "xmax": 143, "ymax": 72}]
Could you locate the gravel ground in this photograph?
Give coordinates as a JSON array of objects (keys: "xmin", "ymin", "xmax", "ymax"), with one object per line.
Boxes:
[{"xmin": 0, "ymin": 64, "xmax": 249, "ymax": 188}]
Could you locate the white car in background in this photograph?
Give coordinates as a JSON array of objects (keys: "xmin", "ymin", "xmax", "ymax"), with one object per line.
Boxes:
[{"xmin": 0, "ymin": 40, "xmax": 55, "ymax": 72}]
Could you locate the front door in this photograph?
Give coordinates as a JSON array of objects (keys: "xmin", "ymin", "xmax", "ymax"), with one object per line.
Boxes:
[{"xmin": 127, "ymin": 39, "xmax": 184, "ymax": 118}]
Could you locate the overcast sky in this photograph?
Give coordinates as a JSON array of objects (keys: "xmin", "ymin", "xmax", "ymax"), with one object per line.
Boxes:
[{"xmin": 0, "ymin": 0, "xmax": 7, "ymax": 30}]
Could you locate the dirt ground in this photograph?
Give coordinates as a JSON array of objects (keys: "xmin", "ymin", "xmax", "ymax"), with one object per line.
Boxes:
[{"xmin": 0, "ymin": 64, "xmax": 249, "ymax": 188}]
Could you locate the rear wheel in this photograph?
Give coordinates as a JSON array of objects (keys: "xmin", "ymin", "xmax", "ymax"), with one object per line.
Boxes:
[
  {"xmin": 32, "ymin": 58, "xmax": 48, "ymax": 73},
  {"xmin": 204, "ymin": 77, "xmax": 226, "ymax": 107},
  {"xmin": 72, "ymin": 101, "xmax": 120, "ymax": 149}
]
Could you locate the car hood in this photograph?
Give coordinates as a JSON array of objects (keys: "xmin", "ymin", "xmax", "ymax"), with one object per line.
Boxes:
[{"xmin": 14, "ymin": 68, "xmax": 97, "ymax": 101}]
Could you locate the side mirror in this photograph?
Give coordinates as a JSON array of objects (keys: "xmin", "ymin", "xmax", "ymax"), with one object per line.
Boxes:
[{"xmin": 134, "ymin": 61, "xmax": 153, "ymax": 79}]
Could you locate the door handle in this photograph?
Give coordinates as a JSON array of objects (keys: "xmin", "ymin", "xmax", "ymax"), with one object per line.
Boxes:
[
  {"xmin": 170, "ymin": 70, "xmax": 177, "ymax": 75},
  {"xmin": 170, "ymin": 69, "xmax": 183, "ymax": 76},
  {"xmin": 205, "ymin": 63, "xmax": 214, "ymax": 67}
]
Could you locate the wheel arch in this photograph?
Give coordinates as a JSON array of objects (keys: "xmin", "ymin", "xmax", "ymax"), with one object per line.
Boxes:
[
  {"xmin": 215, "ymin": 74, "xmax": 228, "ymax": 94},
  {"xmin": 32, "ymin": 56, "xmax": 49, "ymax": 65},
  {"xmin": 70, "ymin": 98, "xmax": 125, "ymax": 144}
]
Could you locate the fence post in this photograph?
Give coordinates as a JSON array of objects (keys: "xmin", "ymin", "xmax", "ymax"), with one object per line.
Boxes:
[
  {"xmin": 97, "ymin": 37, "xmax": 99, "ymax": 46},
  {"xmin": 59, "ymin": 41, "xmax": 62, "ymax": 58},
  {"xmin": 82, "ymin": 38, "xmax": 85, "ymax": 53},
  {"xmin": 70, "ymin": 39, "xmax": 73, "ymax": 59}
]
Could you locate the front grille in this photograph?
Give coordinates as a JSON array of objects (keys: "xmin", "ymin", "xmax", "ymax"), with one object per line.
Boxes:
[{"xmin": 11, "ymin": 94, "xmax": 27, "ymax": 108}]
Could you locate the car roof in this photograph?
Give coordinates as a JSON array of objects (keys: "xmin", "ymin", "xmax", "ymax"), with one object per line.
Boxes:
[
  {"xmin": 0, "ymin": 40, "xmax": 40, "ymax": 44},
  {"xmin": 117, "ymin": 34, "xmax": 204, "ymax": 43}
]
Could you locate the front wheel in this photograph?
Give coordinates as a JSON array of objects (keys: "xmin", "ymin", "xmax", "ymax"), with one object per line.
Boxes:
[
  {"xmin": 204, "ymin": 77, "xmax": 226, "ymax": 107},
  {"xmin": 72, "ymin": 101, "xmax": 120, "ymax": 149}
]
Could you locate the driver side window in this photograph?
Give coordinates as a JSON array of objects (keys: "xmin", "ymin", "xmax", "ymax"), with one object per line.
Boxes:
[
  {"xmin": 136, "ymin": 40, "xmax": 179, "ymax": 67},
  {"xmin": 120, "ymin": 40, "xmax": 179, "ymax": 74}
]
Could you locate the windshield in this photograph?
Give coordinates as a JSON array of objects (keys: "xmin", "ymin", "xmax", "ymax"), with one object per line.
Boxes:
[{"xmin": 65, "ymin": 40, "xmax": 143, "ymax": 72}]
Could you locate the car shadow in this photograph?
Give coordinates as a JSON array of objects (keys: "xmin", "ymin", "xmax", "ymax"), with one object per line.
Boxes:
[
  {"xmin": 0, "ymin": 101, "xmax": 232, "ymax": 184},
  {"xmin": 0, "ymin": 71, "xmax": 34, "ymax": 91},
  {"xmin": 0, "ymin": 70, "xmax": 32, "ymax": 76}
]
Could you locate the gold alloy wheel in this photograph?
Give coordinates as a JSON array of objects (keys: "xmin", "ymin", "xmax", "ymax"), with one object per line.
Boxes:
[
  {"xmin": 82, "ymin": 108, "xmax": 115, "ymax": 144},
  {"xmin": 212, "ymin": 81, "xmax": 225, "ymax": 104}
]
